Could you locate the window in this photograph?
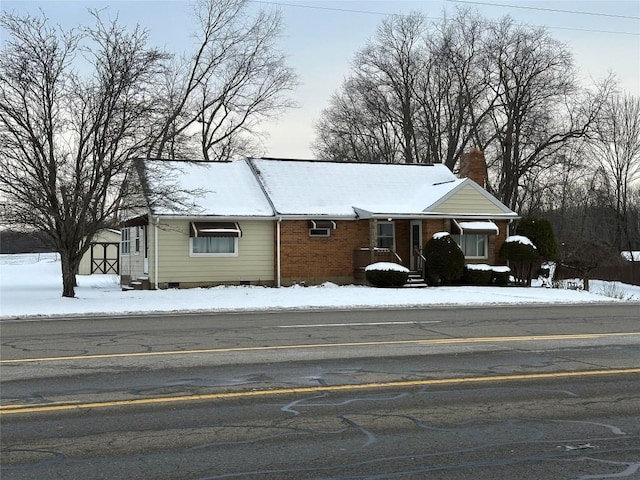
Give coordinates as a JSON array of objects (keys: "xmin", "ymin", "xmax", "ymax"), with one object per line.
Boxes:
[
  {"xmin": 189, "ymin": 222, "xmax": 240, "ymax": 257},
  {"xmin": 190, "ymin": 236, "xmax": 237, "ymax": 255},
  {"xmin": 377, "ymin": 221, "xmax": 395, "ymax": 249},
  {"xmin": 121, "ymin": 228, "xmax": 130, "ymax": 255},
  {"xmin": 134, "ymin": 226, "xmax": 140, "ymax": 254},
  {"xmin": 452, "ymin": 234, "xmax": 488, "ymax": 258}
]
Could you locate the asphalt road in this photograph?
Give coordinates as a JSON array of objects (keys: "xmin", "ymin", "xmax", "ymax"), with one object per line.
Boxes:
[{"xmin": 1, "ymin": 304, "xmax": 639, "ymax": 479}]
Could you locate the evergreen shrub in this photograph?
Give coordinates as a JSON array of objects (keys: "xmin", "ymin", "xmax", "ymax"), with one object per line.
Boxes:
[
  {"xmin": 463, "ymin": 267, "xmax": 492, "ymax": 285},
  {"xmin": 424, "ymin": 233, "xmax": 465, "ymax": 285},
  {"xmin": 500, "ymin": 236, "xmax": 540, "ymax": 285},
  {"xmin": 516, "ymin": 217, "xmax": 557, "ymax": 261},
  {"xmin": 365, "ymin": 264, "xmax": 409, "ymax": 287},
  {"xmin": 491, "ymin": 269, "xmax": 510, "ymax": 286}
]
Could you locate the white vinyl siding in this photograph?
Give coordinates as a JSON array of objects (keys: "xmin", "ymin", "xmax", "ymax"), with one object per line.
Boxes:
[{"xmin": 151, "ymin": 219, "xmax": 274, "ymax": 284}]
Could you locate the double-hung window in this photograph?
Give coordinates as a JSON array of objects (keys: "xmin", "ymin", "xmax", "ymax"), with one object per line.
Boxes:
[
  {"xmin": 189, "ymin": 222, "xmax": 241, "ymax": 257},
  {"xmin": 133, "ymin": 226, "xmax": 140, "ymax": 254},
  {"xmin": 121, "ymin": 227, "xmax": 130, "ymax": 255},
  {"xmin": 377, "ymin": 221, "xmax": 395, "ymax": 249}
]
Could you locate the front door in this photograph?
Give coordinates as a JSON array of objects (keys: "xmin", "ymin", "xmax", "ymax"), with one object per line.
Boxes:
[{"xmin": 410, "ymin": 220, "xmax": 422, "ymax": 271}]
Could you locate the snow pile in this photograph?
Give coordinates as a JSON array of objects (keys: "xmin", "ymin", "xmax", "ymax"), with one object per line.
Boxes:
[{"xmin": 0, "ymin": 253, "xmax": 638, "ymax": 319}]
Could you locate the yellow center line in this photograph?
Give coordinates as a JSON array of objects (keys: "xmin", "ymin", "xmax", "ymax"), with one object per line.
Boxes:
[
  {"xmin": 2, "ymin": 332, "xmax": 640, "ymax": 364},
  {"xmin": 1, "ymin": 368, "xmax": 639, "ymax": 415}
]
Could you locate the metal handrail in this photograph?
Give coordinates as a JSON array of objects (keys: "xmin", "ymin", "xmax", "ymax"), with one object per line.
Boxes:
[{"xmin": 413, "ymin": 246, "xmax": 426, "ymax": 271}]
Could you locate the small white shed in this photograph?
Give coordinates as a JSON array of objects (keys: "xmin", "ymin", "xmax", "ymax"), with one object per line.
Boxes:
[{"xmin": 79, "ymin": 229, "xmax": 121, "ymax": 275}]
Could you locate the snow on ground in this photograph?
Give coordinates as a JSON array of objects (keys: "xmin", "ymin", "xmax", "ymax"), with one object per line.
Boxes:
[{"xmin": 0, "ymin": 253, "xmax": 638, "ymax": 319}]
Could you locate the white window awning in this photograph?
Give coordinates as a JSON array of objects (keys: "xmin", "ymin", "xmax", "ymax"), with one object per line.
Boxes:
[
  {"xmin": 190, "ymin": 222, "xmax": 242, "ymax": 238},
  {"xmin": 453, "ymin": 220, "xmax": 499, "ymax": 235},
  {"xmin": 308, "ymin": 220, "xmax": 337, "ymax": 229}
]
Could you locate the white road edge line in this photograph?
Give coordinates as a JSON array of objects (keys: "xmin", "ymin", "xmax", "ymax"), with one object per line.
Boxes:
[{"xmin": 274, "ymin": 321, "xmax": 441, "ymax": 328}]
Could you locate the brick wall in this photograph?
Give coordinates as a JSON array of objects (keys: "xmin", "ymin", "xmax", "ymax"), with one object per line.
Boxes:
[
  {"xmin": 279, "ymin": 218, "xmax": 510, "ymax": 285},
  {"xmin": 424, "ymin": 219, "xmax": 446, "ymax": 244},
  {"xmin": 492, "ymin": 220, "xmax": 509, "ymax": 264},
  {"xmin": 280, "ymin": 220, "xmax": 369, "ymax": 285}
]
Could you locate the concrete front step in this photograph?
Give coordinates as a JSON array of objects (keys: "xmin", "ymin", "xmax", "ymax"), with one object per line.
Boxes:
[{"xmin": 405, "ymin": 272, "xmax": 427, "ymax": 288}]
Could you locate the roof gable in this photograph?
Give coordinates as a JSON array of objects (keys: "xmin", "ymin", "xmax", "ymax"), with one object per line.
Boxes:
[{"xmin": 427, "ymin": 179, "xmax": 516, "ymax": 216}]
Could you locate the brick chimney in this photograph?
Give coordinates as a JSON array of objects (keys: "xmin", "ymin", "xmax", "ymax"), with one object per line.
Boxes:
[{"xmin": 459, "ymin": 148, "xmax": 486, "ymax": 189}]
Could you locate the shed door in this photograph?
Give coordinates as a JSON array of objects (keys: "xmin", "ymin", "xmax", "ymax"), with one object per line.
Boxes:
[{"xmin": 91, "ymin": 242, "xmax": 120, "ymax": 274}]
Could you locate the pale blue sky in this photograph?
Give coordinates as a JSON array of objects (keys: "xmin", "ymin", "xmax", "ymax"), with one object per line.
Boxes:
[{"xmin": 2, "ymin": 0, "xmax": 639, "ymax": 158}]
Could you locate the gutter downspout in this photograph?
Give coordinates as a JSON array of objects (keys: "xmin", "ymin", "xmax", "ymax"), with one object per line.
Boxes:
[
  {"xmin": 276, "ymin": 217, "xmax": 281, "ymax": 287},
  {"xmin": 154, "ymin": 216, "xmax": 159, "ymax": 290},
  {"xmin": 244, "ymin": 157, "xmax": 280, "ymax": 287}
]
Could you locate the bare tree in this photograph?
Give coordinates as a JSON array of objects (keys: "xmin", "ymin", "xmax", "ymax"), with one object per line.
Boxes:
[
  {"xmin": 479, "ymin": 19, "xmax": 612, "ymax": 211},
  {"xmin": 147, "ymin": 0, "xmax": 297, "ymax": 161},
  {"xmin": 0, "ymin": 11, "xmax": 165, "ymax": 297},
  {"xmin": 414, "ymin": 9, "xmax": 491, "ymax": 170},
  {"xmin": 313, "ymin": 77, "xmax": 402, "ymax": 163},
  {"xmin": 589, "ymin": 92, "xmax": 640, "ymax": 251},
  {"xmin": 314, "ymin": 13, "xmax": 426, "ymax": 164}
]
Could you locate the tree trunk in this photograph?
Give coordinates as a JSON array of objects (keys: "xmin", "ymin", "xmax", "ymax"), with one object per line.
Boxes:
[
  {"xmin": 582, "ymin": 274, "xmax": 590, "ymax": 292},
  {"xmin": 60, "ymin": 251, "xmax": 77, "ymax": 298}
]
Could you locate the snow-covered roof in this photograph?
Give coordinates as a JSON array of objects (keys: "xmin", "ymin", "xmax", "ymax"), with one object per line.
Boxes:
[
  {"xmin": 142, "ymin": 159, "xmax": 273, "ymax": 217},
  {"xmin": 138, "ymin": 157, "xmax": 517, "ymax": 219},
  {"xmin": 249, "ymin": 158, "xmax": 485, "ymax": 217}
]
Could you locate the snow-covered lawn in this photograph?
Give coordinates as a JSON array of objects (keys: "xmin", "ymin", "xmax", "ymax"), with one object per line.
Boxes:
[{"xmin": 0, "ymin": 253, "xmax": 638, "ymax": 319}]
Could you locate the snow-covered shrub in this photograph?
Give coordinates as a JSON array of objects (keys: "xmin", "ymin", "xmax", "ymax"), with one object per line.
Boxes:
[
  {"xmin": 491, "ymin": 266, "xmax": 511, "ymax": 286},
  {"xmin": 365, "ymin": 262, "xmax": 409, "ymax": 287},
  {"xmin": 424, "ymin": 232, "xmax": 464, "ymax": 286},
  {"xmin": 500, "ymin": 236, "xmax": 540, "ymax": 286},
  {"xmin": 463, "ymin": 264, "xmax": 493, "ymax": 285}
]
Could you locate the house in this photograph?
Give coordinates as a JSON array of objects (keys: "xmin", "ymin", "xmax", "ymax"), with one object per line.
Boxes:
[{"xmin": 119, "ymin": 150, "xmax": 518, "ymax": 289}]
